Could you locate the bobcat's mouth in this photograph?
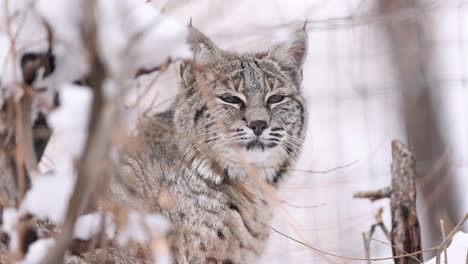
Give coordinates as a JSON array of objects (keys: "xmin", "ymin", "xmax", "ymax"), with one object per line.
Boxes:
[
  {"xmin": 244, "ymin": 139, "xmax": 278, "ymax": 151},
  {"xmin": 231, "ymin": 126, "xmax": 283, "ymax": 151},
  {"xmin": 245, "ymin": 140, "xmax": 264, "ymax": 151}
]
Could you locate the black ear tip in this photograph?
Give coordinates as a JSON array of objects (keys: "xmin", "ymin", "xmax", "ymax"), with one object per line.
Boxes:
[{"xmin": 188, "ymin": 17, "xmax": 193, "ymax": 27}]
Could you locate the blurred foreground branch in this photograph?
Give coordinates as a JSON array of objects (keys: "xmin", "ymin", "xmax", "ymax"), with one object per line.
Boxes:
[
  {"xmin": 0, "ymin": 1, "xmax": 56, "ymax": 260},
  {"xmin": 40, "ymin": 0, "xmax": 109, "ymax": 262}
]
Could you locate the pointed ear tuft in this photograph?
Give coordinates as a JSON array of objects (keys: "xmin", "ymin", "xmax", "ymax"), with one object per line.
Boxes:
[
  {"xmin": 268, "ymin": 26, "xmax": 308, "ymax": 70},
  {"xmin": 302, "ymin": 19, "xmax": 308, "ymax": 30},
  {"xmin": 187, "ymin": 25, "xmax": 222, "ymax": 65}
]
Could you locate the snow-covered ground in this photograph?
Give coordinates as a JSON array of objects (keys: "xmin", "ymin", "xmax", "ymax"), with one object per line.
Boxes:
[{"xmin": 425, "ymin": 232, "xmax": 467, "ymax": 264}]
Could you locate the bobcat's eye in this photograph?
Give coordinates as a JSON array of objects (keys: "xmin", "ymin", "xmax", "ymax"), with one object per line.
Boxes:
[
  {"xmin": 219, "ymin": 94, "xmax": 243, "ymax": 105},
  {"xmin": 267, "ymin": 95, "xmax": 285, "ymax": 105}
]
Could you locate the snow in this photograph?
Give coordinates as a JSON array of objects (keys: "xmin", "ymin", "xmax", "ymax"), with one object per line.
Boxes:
[
  {"xmin": 73, "ymin": 210, "xmax": 170, "ymax": 245},
  {"xmin": 73, "ymin": 212, "xmax": 103, "ymax": 240},
  {"xmin": 47, "ymin": 84, "xmax": 92, "ymax": 166},
  {"xmin": 36, "ymin": 0, "xmax": 191, "ymax": 80},
  {"xmin": 36, "ymin": 0, "xmax": 82, "ymax": 47},
  {"xmin": 425, "ymin": 231, "xmax": 468, "ymax": 264},
  {"xmin": 73, "ymin": 212, "xmax": 116, "ymax": 240},
  {"xmin": 1, "ymin": 0, "xmax": 52, "ymax": 107},
  {"xmin": 96, "ymin": 0, "xmax": 191, "ymax": 76},
  {"xmin": 1, "ymin": 208, "xmax": 19, "ymax": 253},
  {"xmin": 116, "ymin": 210, "xmax": 170, "ymax": 245},
  {"xmin": 19, "ymin": 238, "xmax": 55, "ymax": 264},
  {"xmin": 2, "ymin": 0, "xmax": 191, "ymax": 110},
  {"xmin": 12, "ymin": 0, "xmax": 189, "ymax": 233},
  {"xmin": 151, "ymin": 238, "xmax": 172, "ymax": 264},
  {"xmin": 21, "ymin": 84, "xmax": 92, "ymax": 223},
  {"xmin": 20, "ymin": 175, "xmax": 74, "ymax": 223},
  {"xmin": 0, "ymin": 33, "xmax": 20, "ymax": 110}
]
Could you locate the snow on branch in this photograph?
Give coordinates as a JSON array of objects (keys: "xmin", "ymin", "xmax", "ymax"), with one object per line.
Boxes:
[{"xmin": 0, "ymin": 0, "xmax": 191, "ymax": 263}]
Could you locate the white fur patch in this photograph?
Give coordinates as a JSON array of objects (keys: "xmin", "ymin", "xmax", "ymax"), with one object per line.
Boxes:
[
  {"xmin": 191, "ymin": 158, "xmax": 223, "ymax": 184},
  {"xmin": 244, "ymin": 149, "xmax": 272, "ymax": 163}
]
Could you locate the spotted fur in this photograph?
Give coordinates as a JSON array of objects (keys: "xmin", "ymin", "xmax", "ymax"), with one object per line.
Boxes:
[{"xmin": 72, "ymin": 25, "xmax": 308, "ymax": 264}]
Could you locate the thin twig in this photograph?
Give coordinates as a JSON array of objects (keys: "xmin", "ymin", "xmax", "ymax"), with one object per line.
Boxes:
[
  {"xmin": 436, "ymin": 213, "xmax": 468, "ymax": 264},
  {"xmin": 372, "ymin": 238, "xmax": 423, "ymax": 263},
  {"xmin": 19, "ymin": 95, "xmax": 39, "ymax": 179},
  {"xmin": 3, "ymin": 0, "xmax": 19, "ymax": 83},
  {"xmin": 362, "ymin": 233, "xmax": 371, "ymax": 264},
  {"xmin": 280, "ymin": 201, "xmax": 326, "ymax": 209},
  {"xmin": 360, "ymin": 208, "xmax": 397, "ymax": 263},
  {"xmin": 288, "ymin": 159, "xmax": 359, "ymax": 174},
  {"xmin": 135, "ymin": 57, "xmax": 172, "ymax": 78},
  {"xmin": 353, "ymin": 186, "xmax": 392, "ymax": 201},
  {"xmin": 252, "ymin": 0, "xmax": 445, "ymax": 32},
  {"xmin": 128, "ymin": 57, "xmax": 174, "ymax": 111},
  {"xmin": 13, "ymin": 99, "xmax": 26, "ymax": 205},
  {"xmin": 3, "ymin": 0, "xmax": 32, "ymax": 208},
  {"xmin": 280, "ymin": 196, "xmax": 466, "ymax": 261},
  {"xmin": 440, "ymin": 219, "xmax": 448, "ymax": 264},
  {"xmin": 268, "ymin": 224, "xmax": 438, "ymax": 261}
]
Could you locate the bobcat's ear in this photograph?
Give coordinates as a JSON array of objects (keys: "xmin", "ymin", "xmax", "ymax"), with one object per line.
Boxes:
[
  {"xmin": 179, "ymin": 61, "xmax": 194, "ymax": 87},
  {"xmin": 268, "ymin": 26, "xmax": 308, "ymax": 71},
  {"xmin": 180, "ymin": 25, "xmax": 222, "ymax": 87},
  {"xmin": 187, "ymin": 25, "xmax": 222, "ymax": 65}
]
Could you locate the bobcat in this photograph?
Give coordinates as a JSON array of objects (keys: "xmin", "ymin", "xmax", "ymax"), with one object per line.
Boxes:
[{"xmin": 73, "ymin": 24, "xmax": 308, "ymax": 264}]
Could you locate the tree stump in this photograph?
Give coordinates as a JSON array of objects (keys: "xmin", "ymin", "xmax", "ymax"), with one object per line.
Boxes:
[{"xmin": 354, "ymin": 139, "xmax": 423, "ymax": 264}]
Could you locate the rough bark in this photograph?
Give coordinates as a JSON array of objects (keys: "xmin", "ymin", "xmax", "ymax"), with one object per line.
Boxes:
[
  {"xmin": 354, "ymin": 139, "xmax": 423, "ymax": 264},
  {"xmin": 390, "ymin": 140, "xmax": 422, "ymax": 264}
]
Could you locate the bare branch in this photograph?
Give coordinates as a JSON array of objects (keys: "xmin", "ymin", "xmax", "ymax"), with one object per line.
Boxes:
[
  {"xmin": 372, "ymin": 238, "xmax": 423, "ymax": 264},
  {"xmin": 435, "ymin": 213, "xmax": 468, "ymax": 264},
  {"xmin": 134, "ymin": 57, "xmax": 172, "ymax": 78},
  {"xmin": 289, "ymin": 159, "xmax": 359, "ymax": 174},
  {"xmin": 353, "ymin": 140, "xmax": 423, "ymax": 263},
  {"xmin": 439, "ymin": 219, "xmax": 448, "ymax": 264},
  {"xmin": 18, "ymin": 95, "xmax": 40, "ymax": 179},
  {"xmin": 362, "ymin": 233, "xmax": 371, "ymax": 264},
  {"xmin": 390, "ymin": 139, "xmax": 423, "ymax": 264},
  {"xmin": 41, "ymin": 0, "xmax": 109, "ymax": 262},
  {"xmin": 353, "ymin": 186, "xmax": 392, "ymax": 201},
  {"xmin": 267, "ymin": 224, "xmax": 438, "ymax": 262},
  {"xmin": 266, "ymin": 213, "xmax": 466, "ymax": 262},
  {"xmin": 361, "ymin": 208, "xmax": 404, "ymax": 264}
]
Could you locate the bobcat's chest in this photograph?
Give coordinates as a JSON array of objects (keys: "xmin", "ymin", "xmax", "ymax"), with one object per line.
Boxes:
[{"xmin": 167, "ymin": 176, "xmax": 273, "ymax": 264}]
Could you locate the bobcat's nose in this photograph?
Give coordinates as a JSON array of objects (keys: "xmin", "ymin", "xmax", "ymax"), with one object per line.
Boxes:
[{"xmin": 249, "ymin": 120, "xmax": 268, "ymax": 136}]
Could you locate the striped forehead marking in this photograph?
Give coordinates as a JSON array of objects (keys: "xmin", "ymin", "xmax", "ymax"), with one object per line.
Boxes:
[{"xmin": 215, "ymin": 59, "xmax": 289, "ymax": 92}]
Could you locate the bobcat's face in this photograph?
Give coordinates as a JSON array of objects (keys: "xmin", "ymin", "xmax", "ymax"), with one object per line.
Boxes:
[
  {"xmin": 208, "ymin": 59, "xmax": 306, "ymax": 164},
  {"xmin": 176, "ymin": 26, "xmax": 308, "ymax": 183}
]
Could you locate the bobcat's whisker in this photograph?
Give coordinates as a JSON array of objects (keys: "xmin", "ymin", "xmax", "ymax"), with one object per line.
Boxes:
[{"xmin": 283, "ymin": 134, "xmax": 304, "ymax": 144}]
